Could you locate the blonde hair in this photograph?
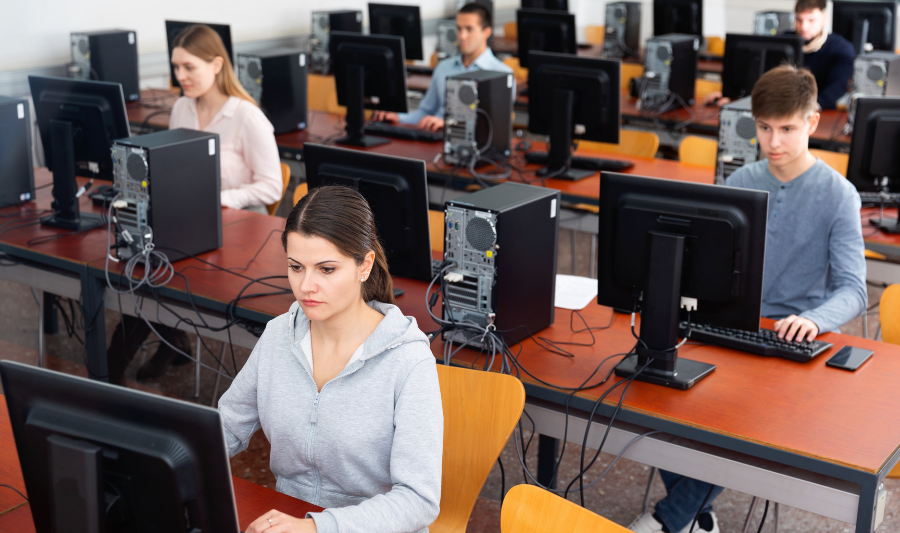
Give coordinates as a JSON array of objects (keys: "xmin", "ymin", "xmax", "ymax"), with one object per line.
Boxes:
[{"xmin": 172, "ymin": 25, "xmax": 257, "ymax": 106}]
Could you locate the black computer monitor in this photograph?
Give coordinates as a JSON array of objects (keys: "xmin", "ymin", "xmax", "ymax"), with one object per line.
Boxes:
[
  {"xmin": 304, "ymin": 144, "xmax": 433, "ymax": 281},
  {"xmin": 597, "ymin": 172, "xmax": 768, "ymax": 389},
  {"xmin": 368, "ymin": 3, "xmax": 423, "ymax": 60},
  {"xmin": 722, "ymin": 33, "xmax": 804, "ymax": 100},
  {"xmin": 0, "ymin": 360, "xmax": 241, "ymax": 532},
  {"xmin": 527, "ymin": 52, "xmax": 621, "ymax": 180},
  {"xmin": 516, "ymin": 9, "xmax": 577, "ymax": 67},
  {"xmin": 654, "ymin": 0, "xmax": 703, "ymax": 37},
  {"xmin": 847, "ymin": 96, "xmax": 900, "ymax": 231},
  {"xmin": 833, "ymin": 1, "xmax": 897, "ymax": 55},
  {"xmin": 29, "ymin": 75, "xmax": 130, "ymax": 231},
  {"xmin": 521, "ymin": 0, "xmax": 569, "ymax": 11},
  {"xmin": 166, "ymin": 21, "xmax": 234, "ymax": 89},
  {"xmin": 329, "ymin": 32, "xmax": 409, "ymax": 147}
]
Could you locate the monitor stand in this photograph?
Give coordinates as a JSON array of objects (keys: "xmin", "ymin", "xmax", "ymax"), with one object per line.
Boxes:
[
  {"xmin": 869, "ymin": 197, "xmax": 900, "ymax": 233},
  {"xmin": 335, "ymin": 65, "xmax": 389, "ymax": 148},
  {"xmin": 535, "ymin": 88, "xmax": 595, "ymax": 182},
  {"xmin": 41, "ymin": 120, "xmax": 104, "ymax": 232},
  {"xmin": 614, "ymin": 231, "xmax": 715, "ymax": 390}
]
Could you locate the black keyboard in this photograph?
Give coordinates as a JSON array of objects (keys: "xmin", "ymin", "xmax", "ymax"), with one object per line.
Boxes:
[
  {"xmin": 682, "ymin": 323, "xmax": 833, "ymax": 362},
  {"xmin": 859, "ymin": 191, "xmax": 900, "ymax": 203},
  {"xmin": 524, "ymin": 152, "xmax": 635, "ymax": 172},
  {"xmin": 405, "ymin": 65, "xmax": 434, "ymax": 76},
  {"xmin": 364, "ymin": 122, "xmax": 443, "ymax": 143}
]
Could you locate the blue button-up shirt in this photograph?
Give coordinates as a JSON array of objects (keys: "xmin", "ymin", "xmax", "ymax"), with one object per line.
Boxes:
[{"xmin": 398, "ymin": 47, "xmax": 514, "ymax": 125}]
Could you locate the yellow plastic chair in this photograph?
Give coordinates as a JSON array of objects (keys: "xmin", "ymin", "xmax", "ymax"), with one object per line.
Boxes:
[
  {"xmin": 585, "ymin": 26, "xmax": 605, "ymax": 45},
  {"xmin": 877, "ymin": 284, "xmax": 900, "ymax": 477},
  {"xmin": 678, "ymin": 136, "xmax": 718, "ymax": 168},
  {"xmin": 706, "ymin": 36, "xmax": 725, "ymax": 56},
  {"xmin": 504, "ymin": 21, "xmax": 518, "ymax": 39},
  {"xmin": 291, "ymin": 182, "xmax": 309, "ymax": 209},
  {"xmin": 578, "ymin": 130, "xmax": 660, "ymax": 159},
  {"xmin": 501, "ymin": 484, "xmax": 631, "ymax": 533},
  {"xmin": 621, "ymin": 63, "xmax": 644, "ymax": 91},
  {"xmin": 430, "ymin": 51, "xmax": 440, "ymax": 68},
  {"xmin": 695, "ymin": 78, "xmax": 723, "ymax": 103},
  {"xmin": 430, "ymin": 365, "xmax": 525, "ymax": 533},
  {"xmin": 503, "ymin": 57, "xmax": 528, "ymax": 84},
  {"xmin": 307, "ymin": 74, "xmax": 345, "ymax": 114},
  {"xmin": 809, "ymin": 148, "xmax": 849, "ymax": 177},
  {"xmin": 266, "ymin": 163, "xmax": 292, "ymax": 216},
  {"xmin": 429, "ymin": 210, "xmax": 445, "ymax": 253}
]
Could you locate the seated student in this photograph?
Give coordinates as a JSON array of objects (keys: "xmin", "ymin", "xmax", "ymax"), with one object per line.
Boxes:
[
  {"xmin": 220, "ymin": 186, "xmax": 443, "ymax": 533},
  {"xmin": 372, "ymin": 2, "xmax": 512, "ymax": 131},
  {"xmin": 107, "ymin": 24, "xmax": 283, "ymax": 385},
  {"xmin": 705, "ymin": 0, "xmax": 854, "ymax": 109},
  {"xmin": 630, "ymin": 65, "xmax": 866, "ymax": 533}
]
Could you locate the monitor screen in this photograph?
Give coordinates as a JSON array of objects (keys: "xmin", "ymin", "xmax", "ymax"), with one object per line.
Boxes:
[
  {"xmin": 832, "ymin": 1, "xmax": 896, "ymax": 54},
  {"xmin": 516, "ymin": 9, "xmax": 577, "ymax": 67},
  {"xmin": 722, "ymin": 33, "xmax": 804, "ymax": 100}
]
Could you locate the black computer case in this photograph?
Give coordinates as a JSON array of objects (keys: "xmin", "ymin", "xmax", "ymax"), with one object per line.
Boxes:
[
  {"xmin": 444, "ymin": 69, "xmax": 514, "ymax": 165},
  {"xmin": 443, "ymin": 183, "xmax": 560, "ymax": 347},
  {"xmin": 237, "ymin": 49, "xmax": 308, "ymax": 133},
  {"xmin": 111, "ymin": 129, "xmax": 221, "ymax": 262},
  {"xmin": 643, "ymin": 33, "xmax": 699, "ymax": 107},
  {"xmin": 0, "ymin": 97, "xmax": 35, "ymax": 207},
  {"xmin": 70, "ymin": 30, "xmax": 140, "ymax": 102}
]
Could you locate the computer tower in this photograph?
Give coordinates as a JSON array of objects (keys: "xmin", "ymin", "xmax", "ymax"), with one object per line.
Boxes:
[
  {"xmin": 111, "ymin": 129, "xmax": 222, "ymax": 262},
  {"xmin": 641, "ymin": 34, "xmax": 699, "ymax": 110},
  {"xmin": 602, "ymin": 2, "xmax": 642, "ymax": 60},
  {"xmin": 310, "ymin": 10, "xmax": 363, "ymax": 73},
  {"xmin": 846, "ymin": 51, "xmax": 900, "ymax": 133},
  {"xmin": 436, "ymin": 19, "xmax": 459, "ymax": 60},
  {"xmin": 70, "ymin": 30, "xmax": 140, "ymax": 102},
  {"xmin": 754, "ymin": 11, "xmax": 794, "ymax": 35},
  {"xmin": 0, "ymin": 97, "xmax": 35, "ymax": 207},
  {"xmin": 715, "ymin": 97, "xmax": 758, "ymax": 185},
  {"xmin": 237, "ymin": 49, "xmax": 308, "ymax": 134},
  {"xmin": 443, "ymin": 183, "xmax": 560, "ymax": 348},
  {"xmin": 443, "ymin": 70, "xmax": 514, "ymax": 166}
]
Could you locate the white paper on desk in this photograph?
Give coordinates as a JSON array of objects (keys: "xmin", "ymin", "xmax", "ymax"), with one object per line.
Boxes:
[{"xmin": 554, "ymin": 274, "xmax": 599, "ymax": 310}]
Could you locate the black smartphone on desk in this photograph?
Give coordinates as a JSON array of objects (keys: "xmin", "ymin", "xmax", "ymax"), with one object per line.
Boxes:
[{"xmin": 826, "ymin": 346, "xmax": 874, "ymax": 371}]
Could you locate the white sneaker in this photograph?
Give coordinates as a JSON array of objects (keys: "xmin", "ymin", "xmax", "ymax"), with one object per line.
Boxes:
[
  {"xmin": 628, "ymin": 513, "xmax": 666, "ymax": 533},
  {"xmin": 677, "ymin": 511, "xmax": 720, "ymax": 533}
]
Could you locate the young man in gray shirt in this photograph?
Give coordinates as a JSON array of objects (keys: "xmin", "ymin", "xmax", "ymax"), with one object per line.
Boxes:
[{"xmin": 630, "ymin": 65, "xmax": 866, "ymax": 533}]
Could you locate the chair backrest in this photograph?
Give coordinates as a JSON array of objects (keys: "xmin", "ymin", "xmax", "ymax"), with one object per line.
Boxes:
[
  {"xmin": 584, "ymin": 26, "xmax": 605, "ymax": 45},
  {"xmin": 503, "ymin": 57, "xmax": 528, "ymax": 84},
  {"xmin": 879, "ymin": 284, "xmax": 900, "ymax": 479},
  {"xmin": 307, "ymin": 74, "xmax": 345, "ymax": 114},
  {"xmin": 291, "ymin": 182, "xmax": 309, "ymax": 210},
  {"xmin": 428, "ymin": 210, "xmax": 445, "ymax": 253},
  {"xmin": 431, "ymin": 365, "xmax": 525, "ymax": 533},
  {"xmin": 578, "ymin": 130, "xmax": 660, "ymax": 159},
  {"xmin": 504, "ymin": 21, "xmax": 518, "ymax": 40},
  {"xmin": 430, "ymin": 51, "xmax": 439, "ymax": 68},
  {"xmin": 809, "ymin": 148, "xmax": 849, "ymax": 177},
  {"xmin": 501, "ymin": 484, "xmax": 631, "ymax": 533},
  {"xmin": 695, "ymin": 78, "xmax": 723, "ymax": 103},
  {"xmin": 266, "ymin": 163, "xmax": 291, "ymax": 216},
  {"xmin": 706, "ymin": 36, "xmax": 725, "ymax": 56},
  {"xmin": 678, "ymin": 136, "xmax": 718, "ymax": 169},
  {"xmin": 621, "ymin": 63, "xmax": 644, "ymax": 91}
]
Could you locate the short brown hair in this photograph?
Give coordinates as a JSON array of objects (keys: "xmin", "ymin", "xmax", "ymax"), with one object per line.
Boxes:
[
  {"xmin": 283, "ymin": 184, "xmax": 395, "ymax": 305},
  {"xmin": 795, "ymin": 0, "xmax": 826, "ymax": 13},
  {"xmin": 751, "ymin": 65, "xmax": 819, "ymax": 120},
  {"xmin": 459, "ymin": 2, "xmax": 492, "ymax": 29}
]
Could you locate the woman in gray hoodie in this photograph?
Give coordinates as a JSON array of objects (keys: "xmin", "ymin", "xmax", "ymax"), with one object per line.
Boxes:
[{"xmin": 219, "ymin": 185, "xmax": 444, "ymax": 533}]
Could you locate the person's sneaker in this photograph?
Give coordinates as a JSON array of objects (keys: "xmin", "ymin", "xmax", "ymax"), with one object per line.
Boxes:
[
  {"xmin": 629, "ymin": 513, "xmax": 667, "ymax": 533},
  {"xmin": 677, "ymin": 512, "xmax": 720, "ymax": 533}
]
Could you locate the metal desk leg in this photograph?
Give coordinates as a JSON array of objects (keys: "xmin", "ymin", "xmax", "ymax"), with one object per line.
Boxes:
[
  {"xmin": 194, "ymin": 338, "xmax": 202, "ymax": 398},
  {"xmin": 31, "ymin": 289, "xmax": 43, "ymax": 368},
  {"xmin": 856, "ymin": 476, "xmax": 878, "ymax": 533},
  {"xmin": 43, "ymin": 292, "xmax": 58, "ymax": 334},
  {"xmin": 642, "ymin": 467, "xmax": 658, "ymax": 514},
  {"xmin": 80, "ymin": 273, "xmax": 107, "ymax": 382},
  {"xmin": 742, "ymin": 497, "xmax": 761, "ymax": 533},
  {"xmin": 537, "ymin": 434, "xmax": 559, "ymax": 488}
]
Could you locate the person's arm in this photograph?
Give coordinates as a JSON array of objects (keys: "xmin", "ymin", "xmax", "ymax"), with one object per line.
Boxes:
[
  {"xmin": 220, "ymin": 108, "xmax": 284, "ymax": 210},
  {"xmin": 817, "ymin": 41, "xmax": 854, "ymax": 110},
  {"xmin": 398, "ymin": 71, "xmax": 442, "ymax": 125},
  {"xmin": 799, "ymin": 192, "xmax": 867, "ymax": 332},
  {"xmin": 217, "ymin": 322, "xmax": 269, "ymax": 457},
  {"xmin": 306, "ymin": 357, "xmax": 443, "ymax": 533}
]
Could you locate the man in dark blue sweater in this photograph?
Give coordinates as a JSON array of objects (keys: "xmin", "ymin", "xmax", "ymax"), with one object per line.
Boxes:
[{"xmin": 795, "ymin": 0, "xmax": 855, "ymax": 109}]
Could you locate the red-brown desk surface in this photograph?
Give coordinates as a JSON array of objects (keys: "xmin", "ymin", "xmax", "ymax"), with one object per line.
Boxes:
[{"xmin": 0, "ymin": 395, "xmax": 322, "ymax": 528}]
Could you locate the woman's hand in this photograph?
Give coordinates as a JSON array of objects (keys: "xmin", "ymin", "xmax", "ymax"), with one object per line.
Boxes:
[{"xmin": 245, "ymin": 510, "xmax": 318, "ymax": 533}]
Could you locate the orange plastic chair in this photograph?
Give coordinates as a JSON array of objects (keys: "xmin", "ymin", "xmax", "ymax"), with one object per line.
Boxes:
[
  {"xmin": 501, "ymin": 484, "xmax": 631, "ymax": 533},
  {"xmin": 878, "ymin": 285, "xmax": 900, "ymax": 477},
  {"xmin": 584, "ymin": 26, "xmax": 605, "ymax": 45},
  {"xmin": 809, "ymin": 149, "xmax": 849, "ymax": 177},
  {"xmin": 695, "ymin": 78, "xmax": 723, "ymax": 103},
  {"xmin": 621, "ymin": 63, "xmax": 644, "ymax": 91},
  {"xmin": 503, "ymin": 57, "xmax": 528, "ymax": 84},
  {"xmin": 266, "ymin": 163, "xmax": 292, "ymax": 216},
  {"xmin": 706, "ymin": 36, "xmax": 725, "ymax": 56},
  {"xmin": 678, "ymin": 136, "xmax": 718, "ymax": 169},
  {"xmin": 291, "ymin": 182, "xmax": 309, "ymax": 209},
  {"xmin": 428, "ymin": 210, "xmax": 445, "ymax": 253},
  {"xmin": 430, "ymin": 365, "xmax": 525, "ymax": 533},
  {"xmin": 307, "ymin": 74, "xmax": 344, "ymax": 114},
  {"xmin": 430, "ymin": 51, "xmax": 439, "ymax": 68},
  {"xmin": 504, "ymin": 21, "xmax": 518, "ymax": 40},
  {"xmin": 578, "ymin": 130, "xmax": 660, "ymax": 159}
]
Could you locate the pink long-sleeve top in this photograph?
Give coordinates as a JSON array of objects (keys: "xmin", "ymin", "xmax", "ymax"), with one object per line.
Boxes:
[{"xmin": 169, "ymin": 96, "xmax": 282, "ymax": 209}]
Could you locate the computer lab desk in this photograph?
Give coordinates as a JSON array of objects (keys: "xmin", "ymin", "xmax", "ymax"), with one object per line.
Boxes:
[{"xmin": 0, "ymin": 395, "xmax": 323, "ymax": 529}]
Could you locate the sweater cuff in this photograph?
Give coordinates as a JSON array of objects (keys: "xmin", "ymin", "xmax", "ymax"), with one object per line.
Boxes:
[{"xmin": 307, "ymin": 511, "xmax": 338, "ymax": 533}]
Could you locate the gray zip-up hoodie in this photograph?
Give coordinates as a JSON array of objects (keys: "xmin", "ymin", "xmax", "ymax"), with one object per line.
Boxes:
[{"xmin": 218, "ymin": 300, "xmax": 443, "ymax": 533}]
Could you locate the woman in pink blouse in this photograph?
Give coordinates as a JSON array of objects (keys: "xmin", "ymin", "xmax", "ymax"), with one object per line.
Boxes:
[{"xmin": 107, "ymin": 25, "xmax": 282, "ymax": 385}]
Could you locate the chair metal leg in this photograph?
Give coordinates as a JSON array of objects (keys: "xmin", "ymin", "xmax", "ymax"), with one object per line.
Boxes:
[
  {"xmin": 590, "ymin": 234, "xmax": 597, "ymax": 278},
  {"xmin": 570, "ymin": 229, "xmax": 577, "ymax": 275},
  {"xmin": 863, "ymin": 311, "xmax": 869, "ymax": 339},
  {"xmin": 642, "ymin": 467, "xmax": 658, "ymax": 515},
  {"xmin": 742, "ymin": 497, "xmax": 761, "ymax": 533},
  {"xmin": 210, "ymin": 343, "xmax": 227, "ymax": 407},
  {"xmin": 31, "ymin": 289, "xmax": 43, "ymax": 368},
  {"xmin": 773, "ymin": 502, "xmax": 780, "ymax": 533},
  {"xmin": 194, "ymin": 337, "xmax": 201, "ymax": 398}
]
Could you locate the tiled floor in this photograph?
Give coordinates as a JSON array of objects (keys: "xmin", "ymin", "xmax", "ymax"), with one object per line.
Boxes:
[{"xmin": 0, "ymin": 226, "xmax": 896, "ymax": 532}]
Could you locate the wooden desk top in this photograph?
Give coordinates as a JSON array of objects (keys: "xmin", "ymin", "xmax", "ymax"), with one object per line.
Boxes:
[{"xmin": 0, "ymin": 394, "xmax": 321, "ymax": 529}]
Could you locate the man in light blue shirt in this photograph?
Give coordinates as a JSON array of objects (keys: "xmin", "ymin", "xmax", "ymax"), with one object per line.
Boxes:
[{"xmin": 373, "ymin": 3, "xmax": 513, "ymax": 132}]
